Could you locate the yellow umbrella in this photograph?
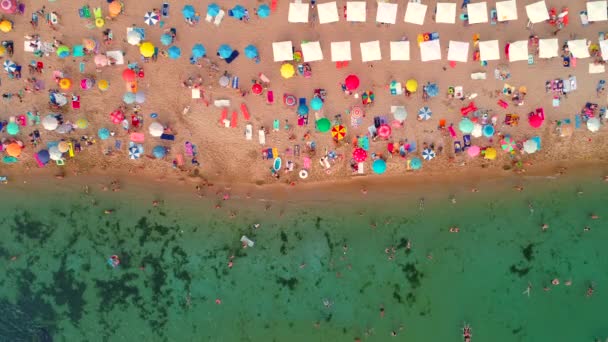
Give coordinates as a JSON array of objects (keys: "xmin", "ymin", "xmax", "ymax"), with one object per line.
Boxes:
[
  {"xmin": 59, "ymin": 78, "xmax": 72, "ymax": 90},
  {"xmin": 280, "ymin": 63, "xmax": 295, "ymax": 79},
  {"xmin": 108, "ymin": 1, "xmax": 122, "ymax": 17},
  {"xmin": 0, "ymin": 20, "xmax": 12, "ymax": 33},
  {"xmin": 6, "ymin": 143, "xmax": 21, "ymax": 157},
  {"xmin": 76, "ymin": 118, "xmax": 88, "ymax": 129},
  {"xmin": 139, "ymin": 42, "xmax": 155, "ymax": 58},
  {"xmin": 483, "ymin": 147, "xmax": 497, "ymax": 160},
  {"xmin": 406, "ymin": 79, "xmax": 418, "ymax": 92},
  {"xmin": 83, "ymin": 38, "xmax": 96, "ymax": 51},
  {"xmin": 98, "ymin": 79, "xmax": 109, "ymax": 91},
  {"xmin": 0, "ymin": 45, "xmax": 5, "ymax": 57}
]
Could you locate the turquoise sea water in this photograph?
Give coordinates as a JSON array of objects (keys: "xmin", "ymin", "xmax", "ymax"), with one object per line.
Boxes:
[{"xmin": 0, "ymin": 171, "xmax": 607, "ymax": 342}]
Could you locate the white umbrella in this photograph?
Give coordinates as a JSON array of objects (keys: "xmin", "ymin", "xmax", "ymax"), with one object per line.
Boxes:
[
  {"xmin": 148, "ymin": 122, "xmax": 164, "ymax": 137},
  {"xmin": 42, "ymin": 115, "xmax": 59, "ymax": 131},
  {"xmin": 144, "ymin": 11, "xmax": 159, "ymax": 25},
  {"xmin": 523, "ymin": 139, "xmax": 537, "ymax": 154},
  {"xmin": 587, "ymin": 117, "xmax": 600, "ymax": 132},
  {"xmin": 49, "ymin": 145, "xmax": 63, "ymax": 161},
  {"xmin": 471, "ymin": 123, "xmax": 483, "ymax": 138},
  {"xmin": 56, "ymin": 123, "xmax": 73, "ymax": 134},
  {"xmin": 127, "ymin": 30, "xmax": 142, "ymax": 45}
]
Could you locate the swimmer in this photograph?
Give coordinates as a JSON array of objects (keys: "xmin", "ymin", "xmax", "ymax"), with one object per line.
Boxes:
[
  {"xmin": 587, "ymin": 285, "xmax": 594, "ymax": 297},
  {"xmin": 228, "ymin": 261, "xmax": 233, "ymax": 268},
  {"xmin": 253, "ymin": 223, "xmax": 260, "ymax": 229},
  {"xmin": 223, "ymin": 193, "xmax": 230, "ymax": 200},
  {"xmin": 406, "ymin": 240, "xmax": 412, "ymax": 250},
  {"xmin": 299, "ymin": 263, "xmax": 306, "ymax": 269},
  {"xmin": 590, "ymin": 214, "xmax": 599, "ymax": 219},
  {"xmin": 552, "ymin": 278, "xmax": 560, "ymax": 285},
  {"xmin": 391, "ymin": 331, "xmax": 397, "ymax": 337},
  {"xmin": 322, "ymin": 298, "xmax": 332, "ymax": 308},
  {"xmin": 565, "ymin": 280, "xmax": 572, "ymax": 286},
  {"xmin": 104, "ymin": 209, "xmax": 114, "ymax": 214},
  {"xmin": 541, "ymin": 223, "xmax": 549, "ymax": 231},
  {"xmin": 450, "ymin": 195, "xmax": 457, "ymax": 204},
  {"xmin": 449, "ymin": 227, "xmax": 460, "ymax": 233},
  {"xmin": 514, "ymin": 185, "xmax": 524, "ymax": 191},
  {"xmin": 528, "ymin": 201, "xmax": 534, "ymax": 214},
  {"xmin": 215, "ymin": 298, "xmax": 222, "ymax": 304},
  {"xmin": 379, "ymin": 306, "xmax": 385, "ymax": 318},
  {"xmin": 471, "ymin": 188, "xmax": 479, "ymax": 193},
  {"xmin": 343, "ymin": 244, "xmax": 348, "ymax": 254},
  {"xmin": 419, "ymin": 197, "xmax": 425, "ymax": 210},
  {"xmin": 523, "ymin": 282, "xmax": 532, "ymax": 296},
  {"xmin": 370, "ymin": 222, "xmax": 377, "ymax": 228},
  {"xmin": 152, "ymin": 200, "xmax": 159, "ymax": 207},
  {"xmin": 360, "ymin": 188, "xmax": 368, "ymax": 195},
  {"xmin": 584, "ymin": 226, "xmax": 591, "ymax": 232}
]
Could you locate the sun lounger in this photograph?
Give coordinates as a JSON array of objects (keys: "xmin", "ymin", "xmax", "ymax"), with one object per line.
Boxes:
[
  {"xmin": 160, "ymin": 134, "xmax": 175, "ymax": 141},
  {"xmin": 231, "ymin": 76, "xmax": 239, "ymax": 88},
  {"xmin": 230, "ymin": 111, "xmax": 238, "ymax": 128},
  {"xmin": 214, "ymin": 10, "xmax": 225, "ymax": 26},
  {"xmin": 258, "ymin": 129, "xmax": 266, "ymax": 145},
  {"xmin": 241, "ymin": 103, "xmax": 250, "ymax": 120},
  {"xmin": 267, "ymin": 90, "xmax": 274, "ymax": 104},
  {"xmin": 206, "ymin": 14, "xmax": 213, "ymax": 22},
  {"xmin": 245, "ymin": 124, "xmax": 252, "ymax": 140},
  {"xmin": 454, "ymin": 141, "xmax": 463, "ymax": 153},
  {"xmin": 357, "ymin": 162, "xmax": 364, "ymax": 174}
]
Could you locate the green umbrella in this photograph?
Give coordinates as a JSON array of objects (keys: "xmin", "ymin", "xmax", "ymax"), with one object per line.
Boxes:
[
  {"xmin": 6, "ymin": 122, "xmax": 19, "ymax": 135},
  {"xmin": 316, "ymin": 118, "xmax": 331, "ymax": 132}
]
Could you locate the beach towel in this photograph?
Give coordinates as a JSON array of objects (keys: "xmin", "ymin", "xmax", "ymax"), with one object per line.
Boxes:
[
  {"xmin": 302, "ymin": 156, "xmax": 311, "ymax": 169},
  {"xmin": 130, "ymin": 132, "xmax": 145, "ymax": 142},
  {"xmin": 575, "ymin": 114, "xmax": 581, "ymax": 129},
  {"xmin": 185, "ymin": 142, "xmax": 194, "ymax": 156},
  {"xmin": 219, "ymin": 108, "xmax": 228, "ymax": 123},
  {"xmin": 272, "ymin": 147, "xmax": 279, "ymax": 159},
  {"xmin": 241, "ymin": 103, "xmax": 250, "ymax": 120},
  {"xmin": 160, "ymin": 134, "xmax": 175, "ymax": 141},
  {"xmin": 273, "ymin": 119, "xmax": 280, "ymax": 131},
  {"xmin": 230, "ymin": 111, "xmax": 238, "ymax": 128},
  {"xmin": 232, "ymin": 76, "xmax": 239, "ymax": 89},
  {"xmin": 176, "ymin": 153, "xmax": 184, "ymax": 166}
]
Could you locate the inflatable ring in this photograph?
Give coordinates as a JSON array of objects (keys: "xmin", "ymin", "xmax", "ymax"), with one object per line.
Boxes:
[
  {"xmin": 325, "ymin": 169, "xmax": 331, "ymax": 175},
  {"xmin": 299, "ymin": 170, "xmax": 308, "ymax": 179},
  {"xmin": 424, "ymin": 34, "xmax": 430, "ymax": 41},
  {"xmin": 0, "ymin": 0, "xmax": 12, "ymax": 11},
  {"xmin": 95, "ymin": 17, "xmax": 105, "ymax": 28},
  {"xmin": 448, "ymin": 88, "xmax": 455, "ymax": 94},
  {"xmin": 562, "ymin": 60, "xmax": 568, "ymax": 66}
]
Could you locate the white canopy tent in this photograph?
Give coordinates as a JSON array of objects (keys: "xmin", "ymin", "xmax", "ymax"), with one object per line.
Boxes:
[
  {"xmin": 404, "ymin": 2, "xmax": 427, "ymax": 25},
  {"xmin": 436, "ymin": 2, "xmax": 456, "ymax": 23},
  {"xmin": 447, "ymin": 41, "xmax": 469, "ymax": 62},
  {"xmin": 496, "ymin": 0, "xmax": 517, "ymax": 21},
  {"xmin": 301, "ymin": 41, "xmax": 324, "ymax": 62},
  {"xmin": 600, "ymin": 40, "xmax": 608, "ymax": 59},
  {"xmin": 587, "ymin": 1, "xmax": 608, "ymax": 22},
  {"xmin": 346, "ymin": 1, "xmax": 366, "ymax": 22},
  {"xmin": 272, "ymin": 41, "xmax": 294, "ymax": 62},
  {"xmin": 420, "ymin": 39, "xmax": 441, "ymax": 62},
  {"xmin": 525, "ymin": 1, "xmax": 549, "ymax": 23},
  {"xmin": 376, "ymin": 2, "xmax": 398, "ymax": 24},
  {"xmin": 360, "ymin": 41, "xmax": 382, "ymax": 62},
  {"xmin": 478, "ymin": 40, "xmax": 500, "ymax": 61},
  {"xmin": 288, "ymin": 3, "xmax": 310, "ymax": 23},
  {"xmin": 331, "ymin": 41, "xmax": 352, "ymax": 61},
  {"xmin": 568, "ymin": 39, "xmax": 590, "ymax": 58},
  {"xmin": 390, "ymin": 41, "xmax": 410, "ymax": 61},
  {"xmin": 467, "ymin": 2, "xmax": 488, "ymax": 24},
  {"xmin": 538, "ymin": 38, "xmax": 558, "ymax": 58},
  {"xmin": 317, "ymin": 2, "xmax": 339, "ymax": 24},
  {"xmin": 508, "ymin": 40, "xmax": 528, "ymax": 62}
]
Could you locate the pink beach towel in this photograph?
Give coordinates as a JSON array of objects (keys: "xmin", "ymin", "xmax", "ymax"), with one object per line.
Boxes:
[
  {"xmin": 185, "ymin": 142, "xmax": 194, "ymax": 156},
  {"xmin": 241, "ymin": 103, "xmax": 250, "ymax": 120},
  {"xmin": 130, "ymin": 132, "xmax": 145, "ymax": 142},
  {"xmin": 230, "ymin": 111, "xmax": 238, "ymax": 128},
  {"xmin": 448, "ymin": 126, "xmax": 456, "ymax": 138},
  {"xmin": 302, "ymin": 157, "xmax": 311, "ymax": 169}
]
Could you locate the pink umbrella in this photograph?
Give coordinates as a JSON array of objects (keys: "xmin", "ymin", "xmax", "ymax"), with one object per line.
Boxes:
[
  {"xmin": 467, "ymin": 145, "xmax": 480, "ymax": 157},
  {"xmin": 528, "ymin": 114, "xmax": 543, "ymax": 128},
  {"xmin": 352, "ymin": 148, "xmax": 367, "ymax": 162},
  {"xmin": 377, "ymin": 124, "xmax": 392, "ymax": 139},
  {"xmin": 94, "ymin": 54, "xmax": 108, "ymax": 67},
  {"xmin": 110, "ymin": 109, "xmax": 125, "ymax": 124},
  {"xmin": 345, "ymin": 74, "xmax": 360, "ymax": 91}
]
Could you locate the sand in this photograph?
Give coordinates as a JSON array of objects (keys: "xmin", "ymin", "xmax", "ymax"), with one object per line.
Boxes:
[{"xmin": 1, "ymin": 0, "xmax": 607, "ymax": 187}]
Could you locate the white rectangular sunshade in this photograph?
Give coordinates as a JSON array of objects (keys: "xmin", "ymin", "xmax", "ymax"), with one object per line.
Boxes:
[
  {"xmin": 360, "ymin": 41, "xmax": 381, "ymax": 62},
  {"xmin": 331, "ymin": 41, "xmax": 352, "ymax": 61},
  {"xmin": 538, "ymin": 38, "xmax": 558, "ymax": 58},
  {"xmin": 272, "ymin": 41, "xmax": 293, "ymax": 61},
  {"xmin": 496, "ymin": 0, "xmax": 517, "ymax": 21},
  {"xmin": 404, "ymin": 2, "xmax": 427, "ymax": 25},
  {"xmin": 301, "ymin": 41, "xmax": 324, "ymax": 62},
  {"xmin": 467, "ymin": 2, "xmax": 488, "ymax": 24},
  {"xmin": 587, "ymin": 1, "xmax": 608, "ymax": 22},
  {"xmin": 390, "ymin": 41, "xmax": 410, "ymax": 61},
  {"xmin": 479, "ymin": 40, "xmax": 500, "ymax": 60},
  {"xmin": 447, "ymin": 41, "xmax": 469, "ymax": 62},
  {"xmin": 508, "ymin": 40, "xmax": 528, "ymax": 62},
  {"xmin": 600, "ymin": 40, "xmax": 608, "ymax": 59},
  {"xmin": 289, "ymin": 3, "xmax": 310, "ymax": 22},
  {"xmin": 568, "ymin": 39, "xmax": 590, "ymax": 58},
  {"xmin": 317, "ymin": 2, "xmax": 339, "ymax": 24},
  {"xmin": 526, "ymin": 1, "xmax": 549, "ymax": 23},
  {"xmin": 420, "ymin": 39, "xmax": 441, "ymax": 61},
  {"xmin": 346, "ymin": 1, "xmax": 366, "ymax": 22},
  {"xmin": 376, "ymin": 2, "xmax": 398, "ymax": 24},
  {"xmin": 436, "ymin": 2, "xmax": 456, "ymax": 23}
]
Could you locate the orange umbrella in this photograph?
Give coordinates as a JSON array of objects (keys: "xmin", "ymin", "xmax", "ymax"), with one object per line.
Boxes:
[
  {"xmin": 5, "ymin": 142, "xmax": 22, "ymax": 157},
  {"xmin": 59, "ymin": 78, "xmax": 72, "ymax": 90},
  {"xmin": 108, "ymin": 1, "xmax": 122, "ymax": 17},
  {"xmin": 331, "ymin": 125, "xmax": 346, "ymax": 140}
]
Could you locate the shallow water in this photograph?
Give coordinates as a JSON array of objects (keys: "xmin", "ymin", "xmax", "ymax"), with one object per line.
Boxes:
[{"xmin": 0, "ymin": 173, "xmax": 607, "ymax": 342}]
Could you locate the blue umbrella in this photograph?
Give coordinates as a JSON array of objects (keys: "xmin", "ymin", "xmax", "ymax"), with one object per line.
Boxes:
[
  {"xmin": 298, "ymin": 104, "xmax": 309, "ymax": 115},
  {"xmin": 218, "ymin": 44, "xmax": 233, "ymax": 59},
  {"xmin": 3, "ymin": 60, "xmax": 16, "ymax": 72},
  {"xmin": 425, "ymin": 83, "xmax": 439, "ymax": 97},
  {"xmin": 310, "ymin": 97, "xmax": 323, "ymax": 111},
  {"xmin": 410, "ymin": 157, "xmax": 422, "ymax": 170},
  {"xmin": 417, "ymin": 106, "xmax": 432, "ymax": 120},
  {"xmin": 123, "ymin": 92, "xmax": 135, "ymax": 104},
  {"xmin": 152, "ymin": 145, "xmax": 166, "ymax": 159},
  {"xmin": 231, "ymin": 5, "xmax": 246, "ymax": 19},
  {"xmin": 258, "ymin": 4, "xmax": 271, "ymax": 18},
  {"xmin": 483, "ymin": 125, "xmax": 495, "ymax": 137},
  {"xmin": 160, "ymin": 33, "xmax": 173, "ymax": 46},
  {"xmin": 37, "ymin": 150, "xmax": 50, "ymax": 164},
  {"xmin": 244, "ymin": 45, "xmax": 259, "ymax": 59},
  {"xmin": 372, "ymin": 159, "xmax": 387, "ymax": 174},
  {"xmin": 168, "ymin": 46, "xmax": 181, "ymax": 59},
  {"xmin": 182, "ymin": 5, "xmax": 196, "ymax": 19},
  {"xmin": 207, "ymin": 3, "xmax": 220, "ymax": 16},
  {"xmin": 422, "ymin": 148, "xmax": 436, "ymax": 160},
  {"xmin": 98, "ymin": 128, "xmax": 110, "ymax": 140},
  {"xmin": 192, "ymin": 44, "xmax": 206, "ymax": 58}
]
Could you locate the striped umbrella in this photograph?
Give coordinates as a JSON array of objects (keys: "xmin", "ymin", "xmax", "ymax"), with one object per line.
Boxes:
[
  {"xmin": 3, "ymin": 59, "xmax": 16, "ymax": 72},
  {"xmin": 500, "ymin": 136, "xmax": 516, "ymax": 152},
  {"xmin": 350, "ymin": 106, "xmax": 363, "ymax": 119},
  {"xmin": 422, "ymin": 148, "xmax": 436, "ymax": 160},
  {"xmin": 331, "ymin": 125, "xmax": 346, "ymax": 140},
  {"xmin": 417, "ymin": 106, "xmax": 432, "ymax": 120},
  {"xmin": 144, "ymin": 11, "xmax": 160, "ymax": 25}
]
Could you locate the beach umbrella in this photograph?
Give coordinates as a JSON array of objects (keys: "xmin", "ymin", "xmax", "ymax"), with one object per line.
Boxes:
[
  {"xmin": 316, "ymin": 118, "xmax": 331, "ymax": 132},
  {"xmin": 207, "ymin": 3, "xmax": 220, "ymax": 16},
  {"xmin": 37, "ymin": 150, "xmax": 50, "ymax": 164},
  {"xmin": 98, "ymin": 128, "xmax": 110, "ymax": 140},
  {"xmin": 523, "ymin": 140, "xmax": 537, "ymax": 154},
  {"xmin": 129, "ymin": 145, "xmax": 142, "ymax": 159},
  {"xmin": 48, "ymin": 146, "xmax": 62, "ymax": 161},
  {"xmin": 182, "ymin": 5, "xmax": 196, "ymax": 19},
  {"xmin": 377, "ymin": 124, "xmax": 392, "ymax": 139},
  {"xmin": 417, "ymin": 106, "xmax": 432, "ymax": 120},
  {"xmin": 56, "ymin": 45, "xmax": 70, "ymax": 58},
  {"xmin": 42, "ymin": 115, "xmax": 59, "ymax": 130},
  {"xmin": 127, "ymin": 30, "xmax": 142, "ymax": 45},
  {"xmin": 528, "ymin": 114, "xmax": 544, "ymax": 128},
  {"xmin": 108, "ymin": 1, "xmax": 122, "ymax": 16},
  {"xmin": 218, "ymin": 44, "xmax": 233, "ymax": 59},
  {"xmin": 244, "ymin": 45, "xmax": 259, "ymax": 59},
  {"xmin": 0, "ymin": 46, "xmax": 5, "ymax": 57},
  {"xmin": 310, "ymin": 97, "xmax": 323, "ymax": 111},
  {"xmin": 5, "ymin": 142, "xmax": 21, "ymax": 157},
  {"xmin": 123, "ymin": 92, "xmax": 135, "ymax": 104},
  {"xmin": 94, "ymin": 54, "xmax": 108, "ymax": 67},
  {"xmin": 219, "ymin": 75, "xmax": 230, "ymax": 87},
  {"xmin": 98, "ymin": 79, "xmax": 109, "ymax": 91},
  {"xmin": 192, "ymin": 44, "xmax": 206, "ymax": 58},
  {"xmin": 50, "ymin": 93, "xmax": 68, "ymax": 106},
  {"xmin": 80, "ymin": 78, "xmax": 94, "ymax": 90},
  {"xmin": 139, "ymin": 42, "xmax": 155, "ymax": 57},
  {"xmin": 372, "ymin": 159, "xmax": 387, "ymax": 174},
  {"xmin": 135, "ymin": 92, "xmax": 146, "ymax": 104},
  {"xmin": 152, "ymin": 145, "xmax": 166, "ymax": 158},
  {"xmin": 350, "ymin": 106, "xmax": 363, "ymax": 119},
  {"xmin": 471, "ymin": 123, "xmax": 483, "ymax": 138},
  {"xmin": 110, "ymin": 110, "xmax": 125, "ymax": 124},
  {"xmin": 459, "ymin": 118, "xmax": 474, "ymax": 133},
  {"xmin": 344, "ymin": 74, "xmax": 360, "ymax": 91},
  {"xmin": 483, "ymin": 125, "xmax": 495, "ymax": 137},
  {"xmin": 0, "ymin": 0, "xmax": 16, "ymax": 14},
  {"xmin": 56, "ymin": 123, "xmax": 73, "ymax": 134},
  {"xmin": 410, "ymin": 157, "xmax": 422, "ymax": 170},
  {"xmin": 500, "ymin": 136, "xmax": 516, "ymax": 152},
  {"xmin": 6, "ymin": 122, "xmax": 18, "ymax": 135},
  {"xmin": 82, "ymin": 38, "xmax": 96, "ymax": 51},
  {"xmin": 0, "ymin": 19, "xmax": 12, "ymax": 33},
  {"xmin": 3, "ymin": 59, "xmax": 15, "ymax": 72},
  {"xmin": 58, "ymin": 141, "xmax": 69, "ymax": 153},
  {"xmin": 425, "ymin": 83, "xmax": 439, "ymax": 97},
  {"xmin": 231, "ymin": 5, "xmax": 246, "ymax": 19},
  {"xmin": 483, "ymin": 147, "xmax": 497, "ymax": 160},
  {"xmin": 76, "ymin": 118, "xmax": 88, "ymax": 129},
  {"xmin": 467, "ymin": 145, "xmax": 481, "ymax": 157},
  {"xmin": 422, "ymin": 148, "xmax": 436, "ymax": 160},
  {"xmin": 280, "ymin": 63, "xmax": 295, "ymax": 79},
  {"xmin": 168, "ymin": 46, "xmax": 181, "ymax": 59},
  {"xmin": 587, "ymin": 117, "xmax": 600, "ymax": 132},
  {"xmin": 251, "ymin": 83, "xmax": 263, "ymax": 94},
  {"xmin": 144, "ymin": 11, "xmax": 160, "ymax": 25},
  {"xmin": 298, "ymin": 103, "xmax": 309, "ymax": 115},
  {"xmin": 284, "ymin": 94, "xmax": 296, "ymax": 106},
  {"xmin": 393, "ymin": 107, "xmax": 407, "ymax": 121},
  {"xmin": 160, "ymin": 33, "xmax": 173, "ymax": 46},
  {"xmin": 58, "ymin": 78, "xmax": 72, "ymax": 90},
  {"xmin": 149, "ymin": 122, "xmax": 164, "ymax": 137},
  {"xmin": 352, "ymin": 148, "xmax": 367, "ymax": 162},
  {"xmin": 406, "ymin": 79, "xmax": 418, "ymax": 92},
  {"xmin": 331, "ymin": 125, "xmax": 346, "ymax": 140},
  {"xmin": 258, "ymin": 4, "xmax": 271, "ymax": 18}
]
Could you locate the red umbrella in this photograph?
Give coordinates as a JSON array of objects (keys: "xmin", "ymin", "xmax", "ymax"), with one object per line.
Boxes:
[
  {"xmin": 122, "ymin": 68, "xmax": 136, "ymax": 82},
  {"xmin": 251, "ymin": 83, "xmax": 263, "ymax": 95},
  {"xmin": 352, "ymin": 147, "xmax": 367, "ymax": 162},
  {"xmin": 345, "ymin": 74, "xmax": 360, "ymax": 91},
  {"xmin": 528, "ymin": 113, "xmax": 544, "ymax": 128},
  {"xmin": 377, "ymin": 124, "xmax": 392, "ymax": 138}
]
